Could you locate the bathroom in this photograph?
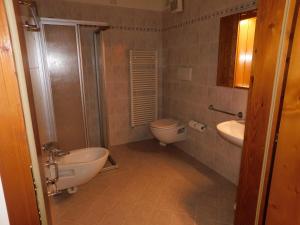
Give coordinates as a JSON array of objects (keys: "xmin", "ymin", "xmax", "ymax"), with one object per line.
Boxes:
[{"xmin": 3, "ymin": 0, "xmax": 293, "ymax": 224}]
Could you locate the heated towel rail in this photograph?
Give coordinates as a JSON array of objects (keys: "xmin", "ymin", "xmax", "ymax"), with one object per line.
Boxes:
[{"xmin": 130, "ymin": 50, "xmax": 158, "ymax": 127}]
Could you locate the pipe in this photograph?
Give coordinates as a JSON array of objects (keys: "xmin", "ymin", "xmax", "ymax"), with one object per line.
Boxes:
[{"xmin": 18, "ymin": 0, "xmax": 40, "ymax": 32}]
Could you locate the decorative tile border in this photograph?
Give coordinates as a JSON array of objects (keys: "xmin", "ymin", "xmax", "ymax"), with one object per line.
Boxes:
[
  {"xmin": 110, "ymin": 25, "xmax": 162, "ymax": 32},
  {"xmin": 163, "ymin": 0, "xmax": 257, "ymax": 31},
  {"xmin": 109, "ymin": 0, "xmax": 256, "ymax": 33}
]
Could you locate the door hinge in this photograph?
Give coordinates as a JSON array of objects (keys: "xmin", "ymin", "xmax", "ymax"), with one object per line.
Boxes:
[
  {"xmin": 274, "ymin": 132, "xmax": 279, "ymax": 143},
  {"xmin": 29, "ymin": 165, "xmax": 42, "ymax": 225}
]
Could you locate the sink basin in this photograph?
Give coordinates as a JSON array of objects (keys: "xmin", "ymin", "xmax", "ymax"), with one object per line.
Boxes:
[{"xmin": 216, "ymin": 120, "xmax": 245, "ymax": 147}]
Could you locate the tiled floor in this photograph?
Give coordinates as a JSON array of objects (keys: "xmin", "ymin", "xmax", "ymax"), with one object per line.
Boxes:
[{"xmin": 50, "ymin": 140, "xmax": 236, "ymax": 225}]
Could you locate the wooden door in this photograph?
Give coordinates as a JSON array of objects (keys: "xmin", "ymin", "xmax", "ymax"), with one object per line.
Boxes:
[
  {"xmin": 0, "ymin": 1, "xmax": 43, "ymax": 225},
  {"xmin": 265, "ymin": 3, "xmax": 300, "ymax": 224},
  {"xmin": 234, "ymin": 0, "xmax": 298, "ymax": 225}
]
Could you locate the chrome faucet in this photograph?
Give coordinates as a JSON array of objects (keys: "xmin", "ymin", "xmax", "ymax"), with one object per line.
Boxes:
[
  {"xmin": 42, "ymin": 142, "xmax": 70, "ymax": 158},
  {"xmin": 42, "ymin": 141, "xmax": 57, "ymax": 152}
]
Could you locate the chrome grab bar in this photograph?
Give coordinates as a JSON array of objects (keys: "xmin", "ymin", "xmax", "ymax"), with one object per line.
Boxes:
[
  {"xmin": 44, "ymin": 161, "xmax": 59, "ymax": 184},
  {"xmin": 42, "ymin": 142, "xmax": 68, "ymax": 196},
  {"xmin": 44, "ymin": 160, "xmax": 62, "ymax": 196},
  {"xmin": 208, "ymin": 105, "xmax": 243, "ymax": 119}
]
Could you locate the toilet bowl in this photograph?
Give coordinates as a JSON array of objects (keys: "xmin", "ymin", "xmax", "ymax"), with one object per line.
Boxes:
[
  {"xmin": 46, "ymin": 147, "xmax": 109, "ymax": 193},
  {"xmin": 150, "ymin": 119, "xmax": 187, "ymax": 146}
]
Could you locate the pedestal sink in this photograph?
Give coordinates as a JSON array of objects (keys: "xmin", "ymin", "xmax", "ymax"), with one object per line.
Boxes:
[{"xmin": 216, "ymin": 120, "xmax": 245, "ymax": 147}]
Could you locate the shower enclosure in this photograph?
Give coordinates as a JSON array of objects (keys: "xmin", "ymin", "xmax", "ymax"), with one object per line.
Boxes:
[{"xmin": 38, "ymin": 19, "xmax": 109, "ymax": 151}]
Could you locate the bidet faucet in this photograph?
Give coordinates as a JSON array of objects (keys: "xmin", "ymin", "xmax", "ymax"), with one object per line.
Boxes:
[
  {"xmin": 42, "ymin": 141, "xmax": 57, "ymax": 152},
  {"xmin": 42, "ymin": 142, "xmax": 70, "ymax": 158}
]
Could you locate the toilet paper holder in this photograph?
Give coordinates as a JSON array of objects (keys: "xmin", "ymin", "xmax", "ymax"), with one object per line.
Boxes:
[{"xmin": 188, "ymin": 120, "xmax": 207, "ymax": 132}]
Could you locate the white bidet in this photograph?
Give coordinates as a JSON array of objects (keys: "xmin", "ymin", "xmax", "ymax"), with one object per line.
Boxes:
[{"xmin": 46, "ymin": 147, "xmax": 109, "ymax": 194}]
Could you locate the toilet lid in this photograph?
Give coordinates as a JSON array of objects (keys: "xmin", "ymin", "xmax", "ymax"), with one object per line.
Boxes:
[{"xmin": 150, "ymin": 119, "xmax": 178, "ymax": 129}]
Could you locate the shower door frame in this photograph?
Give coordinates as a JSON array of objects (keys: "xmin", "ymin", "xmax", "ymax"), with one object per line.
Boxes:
[
  {"xmin": 39, "ymin": 18, "xmax": 109, "ymax": 149},
  {"xmin": 93, "ymin": 30, "xmax": 110, "ymax": 148}
]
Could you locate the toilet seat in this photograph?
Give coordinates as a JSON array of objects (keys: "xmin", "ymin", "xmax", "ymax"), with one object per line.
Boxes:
[{"xmin": 150, "ymin": 119, "xmax": 178, "ymax": 129}]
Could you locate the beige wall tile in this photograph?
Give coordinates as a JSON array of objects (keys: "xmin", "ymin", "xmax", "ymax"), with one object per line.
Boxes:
[{"xmin": 163, "ymin": 0, "xmax": 256, "ymax": 184}]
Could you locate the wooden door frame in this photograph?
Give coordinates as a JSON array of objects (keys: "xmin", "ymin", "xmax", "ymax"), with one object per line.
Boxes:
[
  {"xmin": 265, "ymin": 2, "xmax": 300, "ymax": 223},
  {"xmin": 235, "ymin": 0, "xmax": 298, "ymax": 225},
  {"xmin": 0, "ymin": 0, "xmax": 40, "ymax": 224},
  {"xmin": 0, "ymin": 0, "xmax": 51, "ymax": 224}
]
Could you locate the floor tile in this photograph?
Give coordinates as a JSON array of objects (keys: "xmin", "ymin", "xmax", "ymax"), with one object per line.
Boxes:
[{"xmin": 50, "ymin": 140, "xmax": 236, "ymax": 225}]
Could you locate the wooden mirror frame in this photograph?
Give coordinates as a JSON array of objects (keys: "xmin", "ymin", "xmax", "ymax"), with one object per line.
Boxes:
[{"xmin": 217, "ymin": 9, "xmax": 257, "ymax": 88}]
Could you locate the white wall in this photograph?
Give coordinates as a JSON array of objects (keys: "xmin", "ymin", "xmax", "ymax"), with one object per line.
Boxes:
[
  {"xmin": 63, "ymin": 0, "xmax": 167, "ymax": 11},
  {"xmin": 0, "ymin": 177, "xmax": 10, "ymax": 225}
]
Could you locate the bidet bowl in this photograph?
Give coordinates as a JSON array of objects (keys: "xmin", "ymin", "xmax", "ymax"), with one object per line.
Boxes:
[{"xmin": 51, "ymin": 147, "xmax": 109, "ymax": 191}]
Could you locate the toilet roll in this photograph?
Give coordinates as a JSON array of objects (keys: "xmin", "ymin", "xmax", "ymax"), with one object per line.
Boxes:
[{"xmin": 188, "ymin": 120, "xmax": 207, "ymax": 132}]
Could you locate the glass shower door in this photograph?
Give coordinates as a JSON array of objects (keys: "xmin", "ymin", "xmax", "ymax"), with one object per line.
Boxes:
[
  {"xmin": 43, "ymin": 24, "xmax": 86, "ymax": 150},
  {"xmin": 42, "ymin": 23, "xmax": 107, "ymax": 150}
]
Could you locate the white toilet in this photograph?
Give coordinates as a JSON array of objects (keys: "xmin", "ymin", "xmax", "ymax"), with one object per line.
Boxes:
[{"xmin": 150, "ymin": 118, "xmax": 187, "ymax": 146}]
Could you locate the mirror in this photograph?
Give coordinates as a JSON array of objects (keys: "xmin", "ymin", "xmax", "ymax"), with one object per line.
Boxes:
[{"xmin": 217, "ymin": 10, "xmax": 257, "ymax": 88}]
